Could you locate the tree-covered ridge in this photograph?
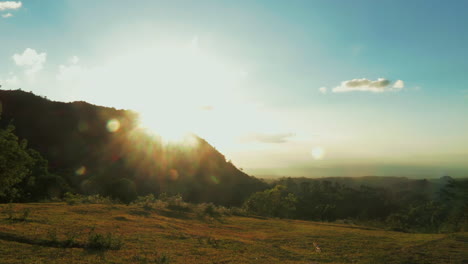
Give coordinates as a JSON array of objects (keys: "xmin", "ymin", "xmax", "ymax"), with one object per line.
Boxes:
[
  {"xmin": 244, "ymin": 177, "xmax": 468, "ymax": 233},
  {"xmin": 0, "ymin": 89, "xmax": 266, "ymax": 205}
]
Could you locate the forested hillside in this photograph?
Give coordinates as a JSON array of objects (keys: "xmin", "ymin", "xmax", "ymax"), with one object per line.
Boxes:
[{"xmin": 0, "ymin": 89, "xmax": 266, "ymax": 205}]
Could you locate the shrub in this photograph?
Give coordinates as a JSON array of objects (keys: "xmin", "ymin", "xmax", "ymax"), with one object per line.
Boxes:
[
  {"xmin": 228, "ymin": 207, "xmax": 248, "ymax": 217},
  {"xmin": 155, "ymin": 253, "xmax": 171, "ymax": 264},
  {"xmin": 133, "ymin": 194, "xmax": 157, "ymax": 210},
  {"xmin": 64, "ymin": 192, "xmax": 115, "ymax": 205},
  {"xmin": 166, "ymin": 194, "xmax": 191, "ymax": 212},
  {"xmin": 3, "ymin": 203, "xmax": 15, "ymax": 219},
  {"xmin": 86, "ymin": 228, "xmax": 123, "ymax": 250}
]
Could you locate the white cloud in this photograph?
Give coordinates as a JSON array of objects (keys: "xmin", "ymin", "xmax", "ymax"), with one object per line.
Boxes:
[
  {"xmin": 69, "ymin": 56, "xmax": 80, "ymax": 64},
  {"xmin": 56, "ymin": 56, "xmax": 84, "ymax": 81},
  {"xmin": 332, "ymin": 78, "xmax": 404, "ymax": 93},
  {"xmin": 2, "ymin": 12, "xmax": 12, "ymax": 18},
  {"xmin": 0, "ymin": 1, "xmax": 21, "ymax": 11},
  {"xmin": 319, "ymin": 87, "xmax": 327, "ymax": 94},
  {"xmin": 242, "ymin": 132, "xmax": 295, "ymax": 144},
  {"xmin": 12, "ymin": 48, "xmax": 47, "ymax": 75},
  {"xmin": 0, "ymin": 74, "xmax": 20, "ymax": 89},
  {"xmin": 57, "ymin": 64, "xmax": 84, "ymax": 81},
  {"xmin": 393, "ymin": 80, "xmax": 404, "ymax": 89}
]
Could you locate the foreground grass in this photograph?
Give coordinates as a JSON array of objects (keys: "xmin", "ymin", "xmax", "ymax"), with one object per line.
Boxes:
[{"xmin": 0, "ymin": 203, "xmax": 466, "ymax": 264}]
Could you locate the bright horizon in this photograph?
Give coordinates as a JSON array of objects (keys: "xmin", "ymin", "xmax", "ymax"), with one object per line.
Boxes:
[{"xmin": 1, "ymin": 0, "xmax": 468, "ymax": 178}]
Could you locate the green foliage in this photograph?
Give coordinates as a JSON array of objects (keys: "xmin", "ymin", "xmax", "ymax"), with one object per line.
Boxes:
[
  {"xmin": 86, "ymin": 227, "xmax": 123, "ymax": 250},
  {"xmin": 259, "ymin": 177, "xmax": 468, "ymax": 233},
  {"xmin": 243, "ymin": 185, "xmax": 297, "ymax": 218},
  {"xmin": 155, "ymin": 253, "xmax": 171, "ymax": 264},
  {"xmin": 132, "ymin": 252, "xmax": 172, "ymax": 264},
  {"xmin": 110, "ymin": 178, "xmax": 138, "ymax": 204},
  {"xmin": 64, "ymin": 192, "xmax": 115, "ymax": 205},
  {"xmin": 0, "ymin": 124, "xmax": 33, "ymax": 200},
  {"xmin": 134, "ymin": 194, "xmax": 158, "ymax": 210},
  {"xmin": 166, "ymin": 194, "xmax": 192, "ymax": 212},
  {"xmin": 2, "ymin": 204, "xmax": 31, "ymax": 221},
  {"xmin": 0, "ymin": 108, "xmax": 69, "ymax": 202}
]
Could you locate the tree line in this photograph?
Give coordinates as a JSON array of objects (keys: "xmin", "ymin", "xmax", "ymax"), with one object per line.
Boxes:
[{"xmin": 243, "ymin": 177, "xmax": 468, "ymax": 233}]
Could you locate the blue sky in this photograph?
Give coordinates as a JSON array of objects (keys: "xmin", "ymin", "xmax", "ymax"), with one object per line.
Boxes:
[{"xmin": 1, "ymin": 0, "xmax": 467, "ymax": 177}]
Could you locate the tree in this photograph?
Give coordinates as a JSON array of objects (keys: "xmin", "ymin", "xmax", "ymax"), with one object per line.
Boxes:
[
  {"xmin": 243, "ymin": 185, "xmax": 297, "ymax": 218},
  {"xmin": 0, "ymin": 123, "xmax": 33, "ymax": 200}
]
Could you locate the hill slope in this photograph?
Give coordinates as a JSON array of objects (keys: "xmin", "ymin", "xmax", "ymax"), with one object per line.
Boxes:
[
  {"xmin": 0, "ymin": 90, "xmax": 266, "ymax": 205},
  {"xmin": 0, "ymin": 202, "xmax": 467, "ymax": 264}
]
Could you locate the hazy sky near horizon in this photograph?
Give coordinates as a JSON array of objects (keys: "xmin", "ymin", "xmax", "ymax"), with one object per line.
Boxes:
[{"xmin": 1, "ymin": 0, "xmax": 467, "ymax": 177}]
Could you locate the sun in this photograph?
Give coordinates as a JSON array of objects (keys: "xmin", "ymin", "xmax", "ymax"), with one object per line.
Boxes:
[
  {"xmin": 138, "ymin": 111, "xmax": 191, "ymax": 142},
  {"xmin": 127, "ymin": 41, "xmax": 238, "ymax": 144},
  {"xmin": 84, "ymin": 38, "xmax": 252, "ymax": 149}
]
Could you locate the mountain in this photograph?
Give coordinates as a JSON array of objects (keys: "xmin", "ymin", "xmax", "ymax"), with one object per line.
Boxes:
[{"xmin": 0, "ymin": 89, "xmax": 266, "ymax": 205}]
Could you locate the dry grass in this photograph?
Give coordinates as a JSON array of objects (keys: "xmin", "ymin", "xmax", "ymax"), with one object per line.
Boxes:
[{"xmin": 0, "ymin": 203, "xmax": 466, "ymax": 264}]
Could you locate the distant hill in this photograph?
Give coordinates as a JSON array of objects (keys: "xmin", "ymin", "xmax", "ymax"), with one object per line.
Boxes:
[{"xmin": 0, "ymin": 89, "xmax": 266, "ymax": 205}]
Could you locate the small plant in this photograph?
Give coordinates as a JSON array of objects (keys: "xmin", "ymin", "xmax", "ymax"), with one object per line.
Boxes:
[
  {"xmin": 2, "ymin": 205, "xmax": 31, "ymax": 221},
  {"xmin": 132, "ymin": 252, "xmax": 171, "ymax": 264},
  {"xmin": 63, "ymin": 230, "xmax": 81, "ymax": 247},
  {"xmin": 46, "ymin": 228, "xmax": 58, "ymax": 244},
  {"xmin": 134, "ymin": 194, "xmax": 157, "ymax": 211},
  {"xmin": 207, "ymin": 237, "xmax": 220, "ymax": 248},
  {"xmin": 4, "ymin": 203, "xmax": 15, "ymax": 220},
  {"xmin": 86, "ymin": 227, "xmax": 123, "ymax": 250},
  {"xmin": 155, "ymin": 253, "xmax": 171, "ymax": 264},
  {"xmin": 18, "ymin": 208, "xmax": 30, "ymax": 221},
  {"xmin": 166, "ymin": 194, "xmax": 191, "ymax": 212},
  {"xmin": 64, "ymin": 192, "xmax": 116, "ymax": 205}
]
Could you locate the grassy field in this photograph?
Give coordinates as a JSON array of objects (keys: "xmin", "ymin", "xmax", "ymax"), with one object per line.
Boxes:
[{"xmin": 0, "ymin": 203, "xmax": 466, "ymax": 264}]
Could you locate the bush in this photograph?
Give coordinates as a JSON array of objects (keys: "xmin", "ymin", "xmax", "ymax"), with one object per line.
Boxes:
[
  {"xmin": 228, "ymin": 207, "xmax": 248, "ymax": 217},
  {"xmin": 64, "ymin": 192, "xmax": 115, "ymax": 205},
  {"xmin": 86, "ymin": 228, "xmax": 123, "ymax": 250},
  {"xmin": 195, "ymin": 203, "xmax": 224, "ymax": 219},
  {"xmin": 166, "ymin": 194, "xmax": 191, "ymax": 212},
  {"xmin": 133, "ymin": 194, "xmax": 158, "ymax": 210}
]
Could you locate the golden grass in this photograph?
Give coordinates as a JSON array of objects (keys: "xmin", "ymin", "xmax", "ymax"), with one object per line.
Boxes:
[{"xmin": 0, "ymin": 203, "xmax": 466, "ymax": 264}]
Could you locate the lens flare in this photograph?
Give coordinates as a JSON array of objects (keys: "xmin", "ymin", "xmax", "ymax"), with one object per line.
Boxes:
[
  {"xmin": 311, "ymin": 147, "xmax": 325, "ymax": 160},
  {"xmin": 106, "ymin": 119, "xmax": 120, "ymax": 132},
  {"xmin": 75, "ymin": 166, "xmax": 87, "ymax": 175}
]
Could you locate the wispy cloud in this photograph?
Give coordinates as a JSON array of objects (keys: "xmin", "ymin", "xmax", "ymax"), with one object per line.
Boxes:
[
  {"xmin": 0, "ymin": 1, "xmax": 22, "ymax": 11},
  {"xmin": 242, "ymin": 132, "xmax": 295, "ymax": 144},
  {"xmin": 318, "ymin": 87, "xmax": 327, "ymax": 94},
  {"xmin": 12, "ymin": 48, "xmax": 47, "ymax": 75},
  {"xmin": 1, "ymin": 12, "xmax": 12, "ymax": 18},
  {"xmin": 200, "ymin": 105, "xmax": 213, "ymax": 111},
  {"xmin": 393, "ymin": 80, "xmax": 404, "ymax": 89},
  {"xmin": 0, "ymin": 74, "xmax": 20, "ymax": 89},
  {"xmin": 332, "ymin": 78, "xmax": 404, "ymax": 93},
  {"xmin": 56, "ymin": 56, "xmax": 84, "ymax": 81}
]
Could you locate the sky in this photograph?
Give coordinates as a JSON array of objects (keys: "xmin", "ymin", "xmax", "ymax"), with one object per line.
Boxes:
[{"xmin": 1, "ymin": 0, "xmax": 467, "ymax": 178}]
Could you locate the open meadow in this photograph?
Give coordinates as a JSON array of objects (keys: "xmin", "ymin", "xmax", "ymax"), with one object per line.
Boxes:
[{"xmin": 0, "ymin": 203, "xmax": 466, "ymax": 264}]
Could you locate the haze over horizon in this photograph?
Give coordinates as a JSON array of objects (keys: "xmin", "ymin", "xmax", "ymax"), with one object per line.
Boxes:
[{"xmin": 1, "ymin": 0, "xmax": 467, "ymax": 178}]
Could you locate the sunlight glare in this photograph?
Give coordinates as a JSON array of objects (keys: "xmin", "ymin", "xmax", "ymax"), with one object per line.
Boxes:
[
  {"xmin": 106, "ymin": 119, "xmax": 120, "ymax": 132},
  {"xmin": 311, "ymin": 146, "xmax": 325, "ymax": 160}
]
